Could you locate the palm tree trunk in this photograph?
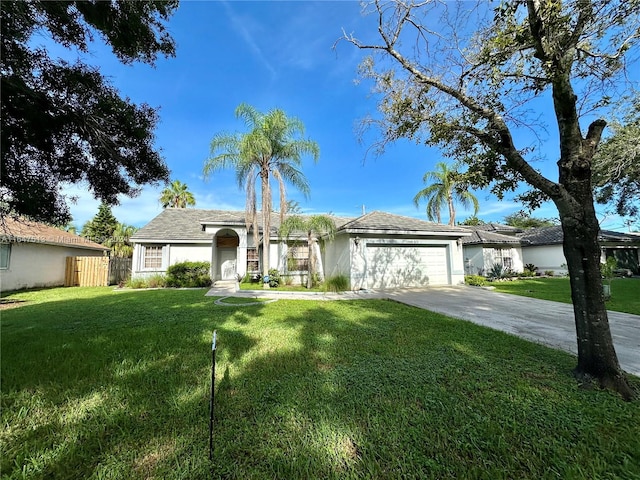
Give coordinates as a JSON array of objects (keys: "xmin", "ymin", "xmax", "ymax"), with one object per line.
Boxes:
[
  {"xmin": 306, "ymin": 232, "xmax": 314, "ymax": 289},
  {"xmin": 447, "ymin": 194, "xmax": 455, "ymax": 226},
  {"xmin": 261, "ymin": 169, "xmax": 271, "ymax": 289}
]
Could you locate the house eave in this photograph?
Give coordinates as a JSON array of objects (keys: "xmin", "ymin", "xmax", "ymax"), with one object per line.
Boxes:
[{"xmin": 341, "ymin": 228, "xmax": 471, "ymax": 237}]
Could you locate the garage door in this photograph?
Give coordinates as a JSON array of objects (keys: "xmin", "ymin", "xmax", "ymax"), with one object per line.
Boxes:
[{"xmin": 365, "ymin": 244, "xmax": 449, "ymax": 288}]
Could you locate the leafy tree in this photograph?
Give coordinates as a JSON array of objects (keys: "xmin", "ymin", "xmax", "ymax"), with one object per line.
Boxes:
[
  {"xmin": 286, "ymin": 200, "xmax": 303, "ymax": 214},
  {"xmin": 413, "ymin": 162, "xmax": 479, "ymax": 225},
  {"xmin": 104, "ymin": 223, "xmax": 138, "ymax": 258},
  {"xmin": 1, "ymin": 0, "xmax": 177, "ymax": 225},
  {"xmin": 159, "ymin": 180, "xmax": 196, "ymax": 208},
  {"xmin": 279, "ymin": 215, "xmax": 337, "ymax": 289},
  {"xmin": 504, "ymin": 212, "xmax": 558, "ymax": 230},
  {"xmin": 459, "ymin": 216, "xmax": 486, "ymax": 226},
  {"xmin": 81, "ymin": 203, "xmax": 118, "ymax": 244},
  {"xmin": 204, "ymin": 104, "xmax": 320, "ymax": 288},
  {"xmin": 592, "ymin": 97, "xmax": 640, "ymax": 220},
  {"xmin": 343, "ymin": 0, "xmax": 639, "ymax": 398}
]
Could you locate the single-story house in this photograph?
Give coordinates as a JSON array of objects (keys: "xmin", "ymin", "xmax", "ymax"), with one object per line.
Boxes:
[
  {"xmin": 0, "ymin": 216, "xmax": 110, "ymax": 292},
  {"xmin": 130, "ymin": 208, "xmax": 471, "ymax": 289},
  {"xmin": 460, "ymin": 223, "xmax": 525, "ymax": 275},
  {"xmin": 519, "ymin": 225, "xmax": 640, "ymax": 275}
]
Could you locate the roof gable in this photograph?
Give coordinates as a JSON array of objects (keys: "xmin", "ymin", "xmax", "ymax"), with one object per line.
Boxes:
[
  {"xmin": 0, "ymin": 217, "xmax": 109, "ymax": 251},
  {"xmin": 339, "ymin": 211, "xmax": 470, "ymax": 235}
]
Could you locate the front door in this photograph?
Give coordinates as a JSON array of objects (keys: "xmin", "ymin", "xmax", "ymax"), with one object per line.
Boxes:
[{"xmin": 219, "ymin": 247, "xmax": 237, "ymax": 280}]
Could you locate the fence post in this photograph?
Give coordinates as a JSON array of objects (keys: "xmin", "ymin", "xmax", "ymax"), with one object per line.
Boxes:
[{"xmin": 209, "ymin": 330, "xmax": 217, "ymax": 461}]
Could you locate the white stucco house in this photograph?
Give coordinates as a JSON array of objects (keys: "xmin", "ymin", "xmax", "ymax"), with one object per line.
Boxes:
[
  {"xmin": 460, "ymin": 223, "xmax": 525, "ymax": 275},
  {"xmin": 130, "ymin": 209, "xmax": 471, "ymax": 289},
  {"xmin": 0, "ymin": 216, "xmax": 110, "ymax": 292},
  {"xmin": 519, "ymin": 225, "xmax": 640, "ymax": 275}
]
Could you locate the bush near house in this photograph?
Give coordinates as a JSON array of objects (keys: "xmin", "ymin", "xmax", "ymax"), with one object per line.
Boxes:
[
  {"xmin": 165, "ymin": 261, "xmax": 211, "ymax": 288},
  {"xmin": 465, "ymin": 275, "xmax": 487, "ymax": 286}
]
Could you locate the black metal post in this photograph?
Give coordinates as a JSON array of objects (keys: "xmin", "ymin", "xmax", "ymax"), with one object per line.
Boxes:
[{"xmin": 209, "ymin": 330, "xmax": 217, "ymax": 461}]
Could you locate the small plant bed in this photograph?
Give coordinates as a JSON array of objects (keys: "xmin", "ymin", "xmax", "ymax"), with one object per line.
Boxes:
[
  {"xmin": 239, "ymin": 282, "xmax": 325, "ymax": 293},
  {"xmin": 2, "ymin": 287, "xmax": 639, "ymax": 479},
  {"xmin": 491, "ymin": 277, "xmax": 640, "ymax": 315},
  {"xmin": 214, "ymin": 296, "xmax": 277, "ymax": 306}
]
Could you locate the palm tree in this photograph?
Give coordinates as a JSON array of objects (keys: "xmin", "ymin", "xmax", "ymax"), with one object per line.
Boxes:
[
  {"xmin": 279, "ymin": 214, "xmax": 336, "ymax": 289},
  {"xmin": 159, "ymin": 180, "xmax": 196, "ymax": 208},
  {"xmin": 413, "ymin": 162, "xmax": 479, "ymax": 226},
  {"xmin": 204, "ymin": 103, "xmax": 320, "ymax": 287},
  {"xmin": 104, "ymin": 223, "xmax": 138, "ymax": 258}
]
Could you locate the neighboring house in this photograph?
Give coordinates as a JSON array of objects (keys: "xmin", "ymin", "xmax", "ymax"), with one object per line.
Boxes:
[
  {"xmin": 519, "ymin": 225, "xmax": 640, "ymax": 275},
  {"xmin": 130, "ymin": 209, "xmax": 471, "ymax": 289},
  {"xmin": 0, "ymin": 216, "xmax": 110, "ymax": 292},
  {"xmin": 460, "ymin": 224, "xmax": 525, "ymax": 275}
]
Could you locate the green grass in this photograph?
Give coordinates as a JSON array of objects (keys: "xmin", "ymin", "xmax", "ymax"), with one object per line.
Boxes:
[
  {"xmin": 490, "ymin": 277, "xmax": 640, "ymax": 315},
  {"xmin": 2, "ymin": 287, "xmax": 639, "ymax": 479}
]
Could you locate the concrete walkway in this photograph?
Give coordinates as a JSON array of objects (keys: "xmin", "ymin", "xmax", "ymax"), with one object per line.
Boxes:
[{"xmin": 206, "ymin": 283, "xmax": 640, "ymax": 376}]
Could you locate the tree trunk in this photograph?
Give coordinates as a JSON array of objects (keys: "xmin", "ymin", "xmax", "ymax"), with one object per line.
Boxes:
[
  {"xmin": 447, "ymin": 194, "xmax": 455, "ymax": 226},
  {"xmin": 306, "ymin": 234, "xmax": 314, "ymax": 289},
  {"xmin": 261, "ymin": 170, "xmax": 270, "ymax": 289},
  {"xmin": 559, "ymin": 209, "xmax": 633, "ymax": 400}
]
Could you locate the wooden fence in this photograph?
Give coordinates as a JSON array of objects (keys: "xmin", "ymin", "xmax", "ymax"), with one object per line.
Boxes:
[
  {"xmin": 64, "ymin": 256, "xmax": 110, "ymax": 287},
  {"xmin": 109, "ymin": 257, "xmax": 132, "ymax": 285}
]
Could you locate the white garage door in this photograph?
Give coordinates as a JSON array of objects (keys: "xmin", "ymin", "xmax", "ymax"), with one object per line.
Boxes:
[{"xmin": 365, "ymin": 244, "xmax": 449, "ymax": 289}]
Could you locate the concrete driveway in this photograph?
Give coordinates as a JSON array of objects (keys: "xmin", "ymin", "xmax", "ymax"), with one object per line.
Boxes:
[{"xmin": 385, "ymin": 286, "xmax": 640, "ymax": 377}]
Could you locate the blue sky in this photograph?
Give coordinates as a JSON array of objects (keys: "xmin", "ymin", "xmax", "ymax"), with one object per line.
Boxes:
[{"xmin": 51, "ymin": 1, "xmax": 632, "ymax": 231}]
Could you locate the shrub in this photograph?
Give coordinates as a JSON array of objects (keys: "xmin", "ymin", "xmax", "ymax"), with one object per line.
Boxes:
[
  {"xmin": 267, "ymin": 268, "xmax": 280, "ymax": 288},
  {"xmin": 166, "ymin": 261, "xmax": 211, "ymax": 288},
  {"xmin": 544, "ymin": 270, "xmax": 555, "ymax": 277},
  {"xmin": 521, "ymin": 269, "xmax": 537, "ymax": 277},
  {"xmin": 146, "ymin": 274, "xmax": 167, "ymax": 288},
  {"xmin": 487, "ymin": 264, "xmax": 505, "ymax": 280},
  {"xmin": 126, "ymin": 277, "xmax": 148, "ymax": 289},
  {"xmin": 324, "ymin": 274, "xmax": 350, "ymax": 292},
  {"xmin": 524, "ymin": 263, "xmax": 538, "ymax": 272},
  {"xmin": 465, "ymin": 275, "xmax": 486, "ymax": 286}
]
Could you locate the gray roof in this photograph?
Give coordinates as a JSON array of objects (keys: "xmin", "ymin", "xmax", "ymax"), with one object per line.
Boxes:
[
  {"xmin": 132, "ymin": 209, "xmax": 469, "ymax": 242},
  {"xmin": 471, "ymin": 223, "xmax": 524, "ymax": 235},
  {"xmin": 131, "ymin": 208, "xmax": 355, "ymax": 242},
  {"xmin": 460, "ymin": 227, "xmax": 524, "ymax": 245},
  {"xmin": 338, "ymin": 211, "xmax": 470, "ymax": 235},
  {"xmin": 518, "ymin": 225, "xmax": 640, "ymax": 246}
]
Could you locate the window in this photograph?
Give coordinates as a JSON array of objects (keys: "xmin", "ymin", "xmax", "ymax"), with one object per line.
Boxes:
[
  {"xmin": 144, "ymin": 246, "xmax": 163, "ymax": 269},
  {"xmin": 247, "ymin": 248, "xmax": 259, "ymax": 272},
  {"xmin": 287, "ymin": 243, "xmax": 309, "ymax": 271},
  {"xmin": 0, "ymin": 243, "xmax": 10, "ymax": 270},
  {"xmin": 494, "ymin": 248, "xmax": 513, "ymax": 269}
]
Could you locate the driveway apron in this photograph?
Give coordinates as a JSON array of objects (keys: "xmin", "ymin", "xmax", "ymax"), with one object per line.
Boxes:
[{"xmin": 384, "ymin": 286, "xmax": 640, "ymax": 377}]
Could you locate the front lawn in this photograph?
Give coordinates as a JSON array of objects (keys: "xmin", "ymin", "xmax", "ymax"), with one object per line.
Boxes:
[
  {"xmin": 2, "ymin": 287, "xmax": 639, "ymax": 479},
  {"xmin": 490, "ymin": 277, "xmax": 640, "ymax": 315}
]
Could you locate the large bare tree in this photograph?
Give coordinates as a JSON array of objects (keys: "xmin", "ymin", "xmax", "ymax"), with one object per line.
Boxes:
[{"xmin": 342, "ymin": 0, "xmax": 639, "ymax": 398}]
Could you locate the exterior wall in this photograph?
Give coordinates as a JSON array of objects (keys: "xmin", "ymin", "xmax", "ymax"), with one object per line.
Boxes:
[
  {"xmin": 463, "ymin": 245, "xmax": 485, "ymax": 275},
  {"xmin": 521, "ymin": 245, "xmax": 568, "ymax": 275},
  {"xmin": 323, "ymin": 235, "xmax": 352, "ymax": 288},
  {"xmin": 132, "ymin": 242, "xmax": 211, "ymax": 279},
  {"xmin": 0, "ymin": 242, "xmax": 105, "ymax": 292}
]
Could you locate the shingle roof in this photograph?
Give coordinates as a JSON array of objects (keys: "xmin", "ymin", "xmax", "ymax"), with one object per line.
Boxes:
[
  {"xmin": 518, "ymin": 225, "xmax": 640, "ymax": 246},
  {"xmin": 460, "ymin": 227, "xmax": 523, "ymax": 245},
  {"xmin": 131, "ymin": 208, "xmax": 355, "ymax": 241},
  {"xmin": 0, "ymin": 216, "xmax": 109, "ymax": 251},
  {"xmin": 338, "ymin": 211, "xmax": 470, "ymax": 235},
  {"xmin": 131, "ymin": 209, "xmax": 469, "ymax": 242},
  {"xmin": 472, "ymin": 223, "xmax": 524, "ymax": 235}
]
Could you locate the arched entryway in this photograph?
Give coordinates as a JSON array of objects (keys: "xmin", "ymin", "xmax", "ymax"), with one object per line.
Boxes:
[{"xmin": 216, "ymin": 229, "xmax": 239, "ymax": 280}]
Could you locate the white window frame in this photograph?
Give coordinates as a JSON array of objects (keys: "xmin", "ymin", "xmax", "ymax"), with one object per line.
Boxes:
[
  {"xmin": 287, "ymin": 243, "xmax": 309, "ymax": 272},
  {"xmin": 142, "ymin": 245, "xmax": 165, "ymax": 270},
  {"xmin": 0, "ymin": 243, "xmax": 11, "ymax": 270},
  {"xmin": 494, "ymin": 248, "xmax": 513, "ymax": 269}
]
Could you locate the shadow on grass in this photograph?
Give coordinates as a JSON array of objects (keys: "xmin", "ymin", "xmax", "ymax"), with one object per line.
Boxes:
[{"xmin": 2, "ymin": 289, "xmax": 639, "ymax": 479}]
